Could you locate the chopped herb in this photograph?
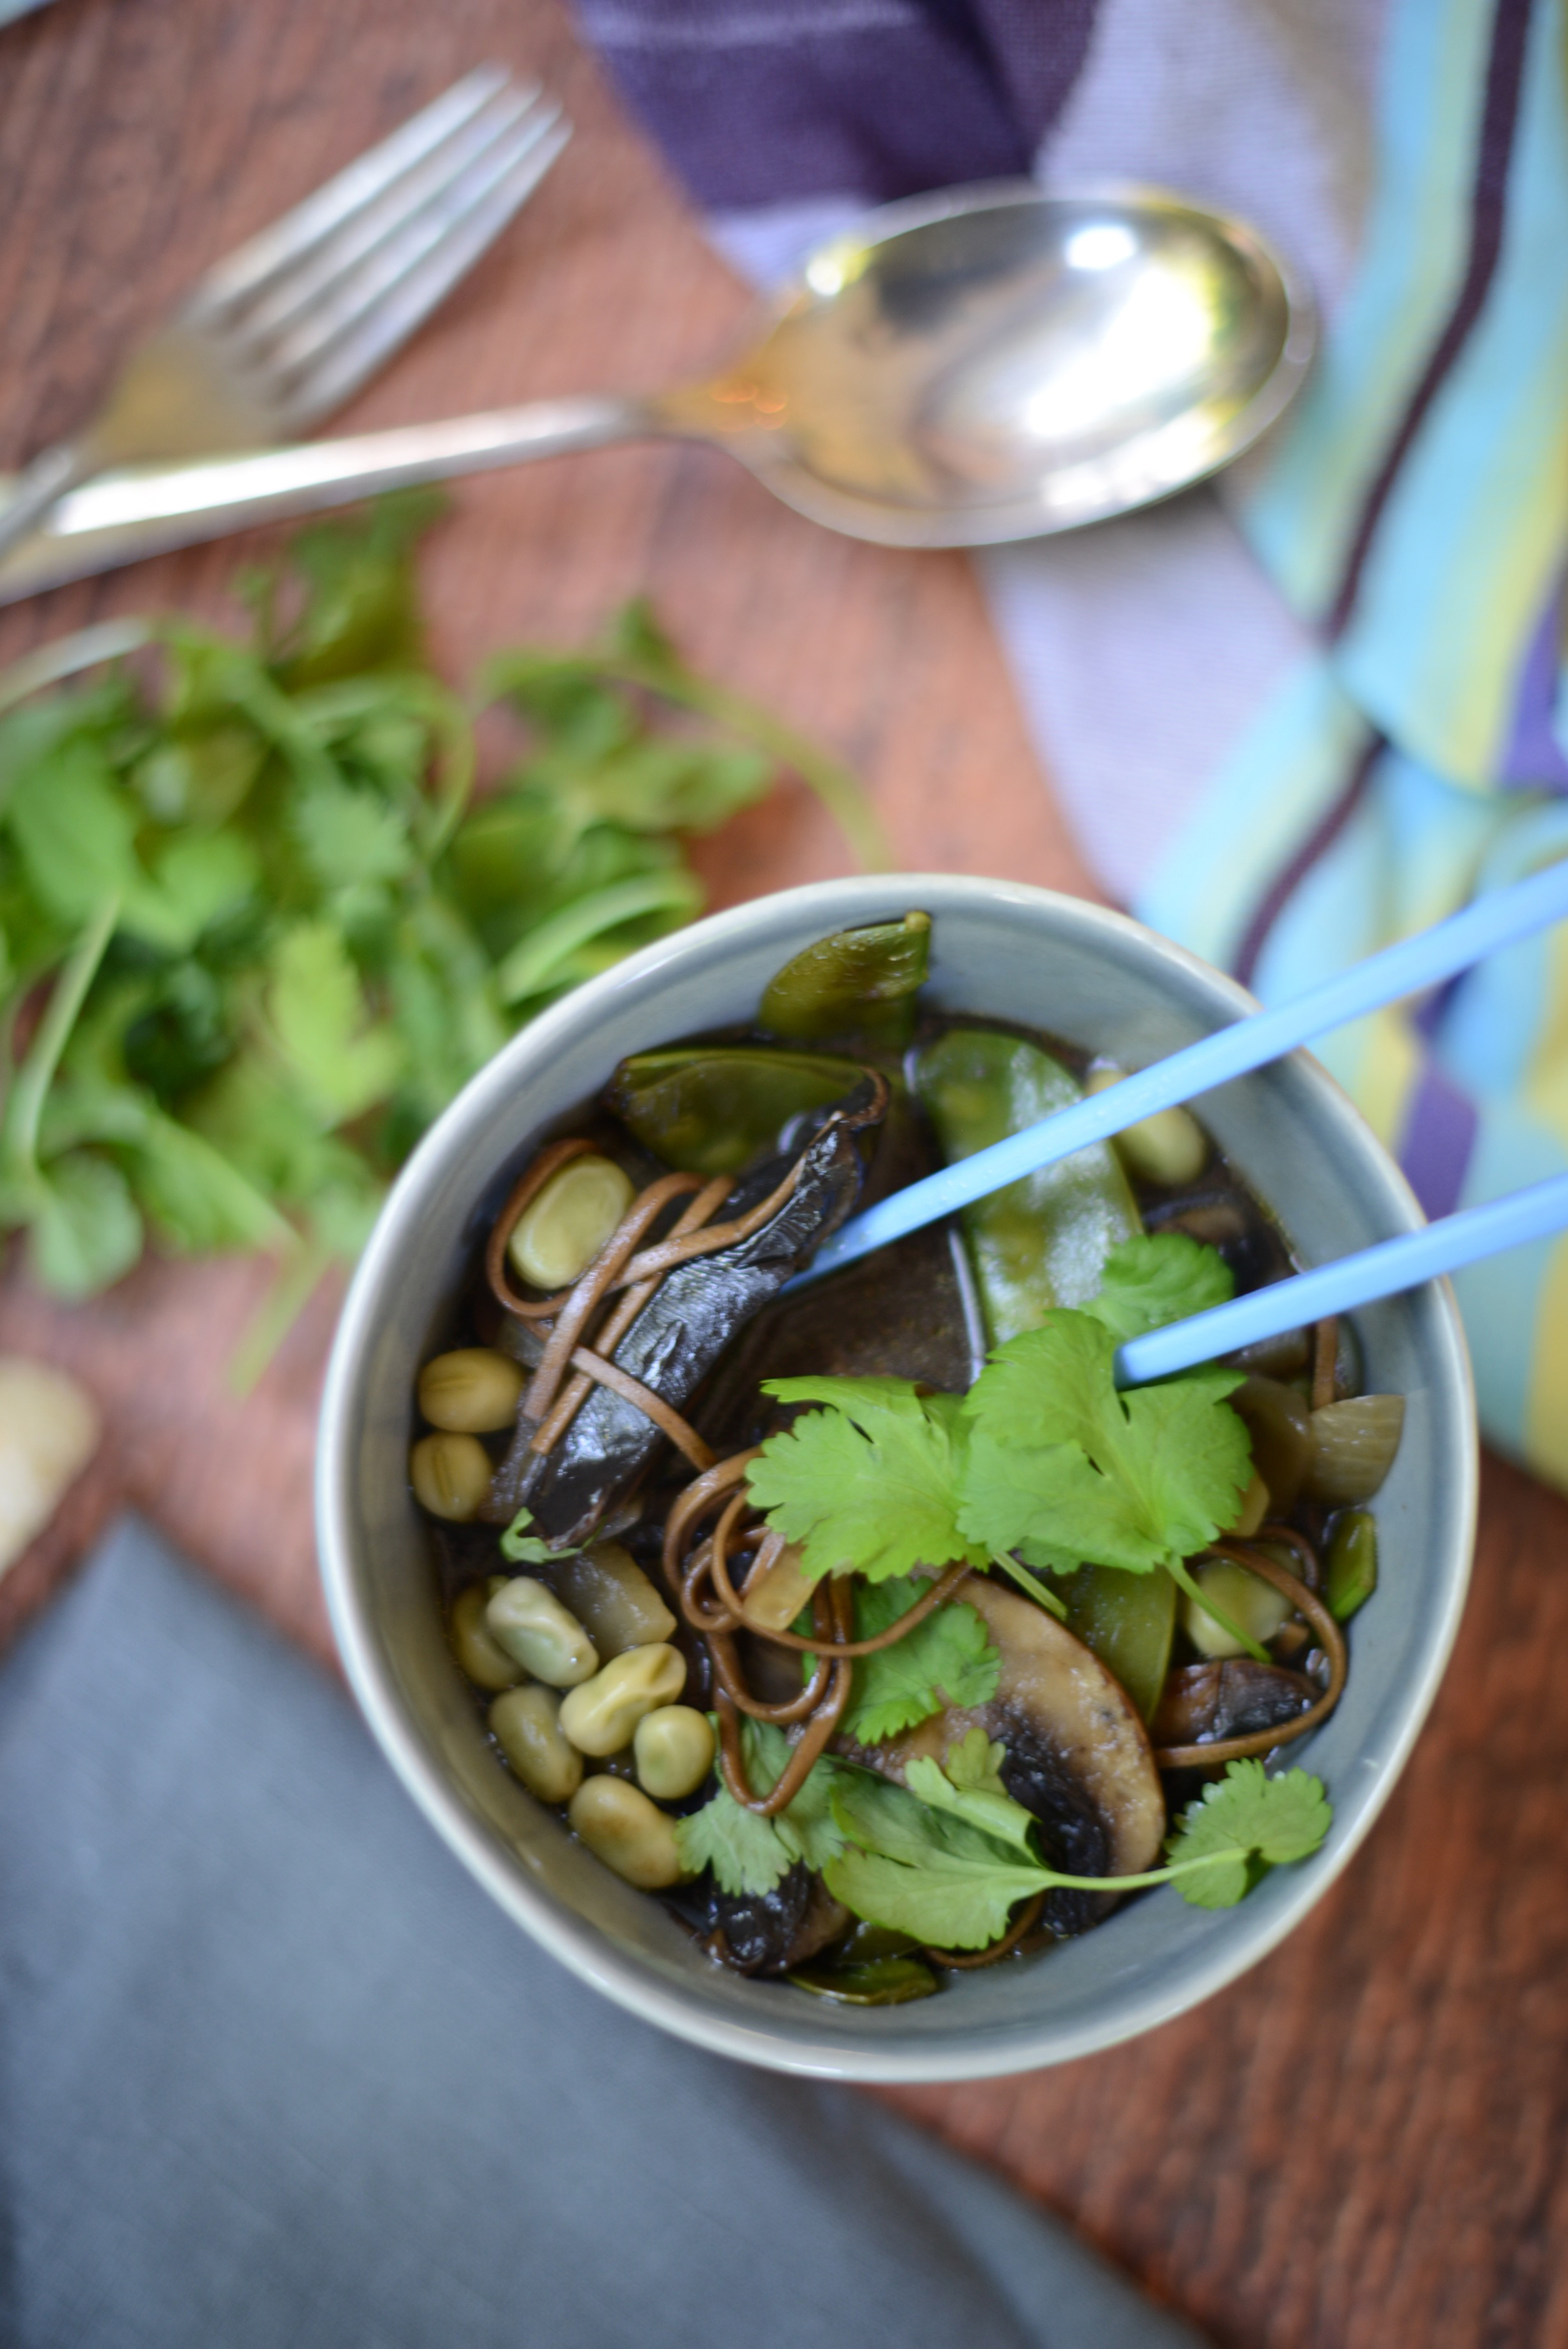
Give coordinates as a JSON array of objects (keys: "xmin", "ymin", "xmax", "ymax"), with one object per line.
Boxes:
[
  {"xmin": 672, "ymin": 1718, "xmax": 849, "ymax": 1897},
  {"xmin": 841, "ymin": 1578, "xmax": 1001, "ymax": 1744},
  {"xmin": 498, "ymin": 1507, "xmax": 575, "ymax": 1567},
  {"xmin": 824, "ymin": 1751, "xmax": 1333, "ymax": 1948},
  {"xmin": 748, "ymin": 1377, "xmax": 988, "ymax": 1585},
  {"xmin": 0, "ymin": 502, "xmax": 881, "ymax": 1361},
  {"xmin": 1081, "ymin": 1231, "xmax": 1235, "ymax": 1345}
]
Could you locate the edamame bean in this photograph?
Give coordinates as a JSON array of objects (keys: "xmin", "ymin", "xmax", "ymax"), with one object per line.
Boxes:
[
  {"xmin": 556, "ymin": 1541, "xmax": 676, "ymax": 1656},
  {"xmin": 410, "ymin": 1432, "xmax": 492, "ymax": 1521},
  {"xmin": 1182, "ymin": 1559, "xmax": 1292, "ymax": 1659},
  {"xmin": 451, "ymin": 1578, "xmax": 521, "ymax": 1690},
  {"xmin": 417, "ymin": 1347, "xmax": 525, "ymax": 1434},
  {"xmin": 633, "ymin": 1705, "xmax": 715, "ymax": 1799},
  {"xmin": 568, "ymin": 1776, "xmax": 683, "ymax": 1889},
  {"xmin": 1087, "ymin": 1067, "xmax": 1208, "ymax": 1189},
  {"xmin": 508, "ymin": 1155, "xmax": 634, "ymax": 1292},
  {"xmin": 558, "ymin": 1643, "xmax": 686, "ymax": 1756},
  {"xmin": 490, "ymin": 1685, "xmax": 583, "ymax": 1804},
  {"xmin": 485, "ymin": 1578, "xmax": 599, "ymax": 1686}
]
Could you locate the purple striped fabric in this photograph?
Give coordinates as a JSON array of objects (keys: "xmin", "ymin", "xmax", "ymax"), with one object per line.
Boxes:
[
  {"xmin": 1398, "ymin": 1054, "xmax": 1482, "ymax": 1219},
  {"xmin": 573, "ymin": 0, "xmax": 1097, "ymax": 207},
  {"xmin": 1502, "ymin": 571, "xmax": 1568, "ymax": 792},
  {"xmin": 1233, "ymin": 737, "xmax": 1383, "ymax": 993}
]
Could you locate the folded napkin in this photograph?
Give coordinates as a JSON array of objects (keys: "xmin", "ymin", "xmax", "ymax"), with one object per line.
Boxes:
[
  {"xmin": 0, "ymin": 1517, "xmax": 1208, "ymax": 2349},
  {"xmin": 580, "ymin": 0, "xmax": 1568, "ymax": 1490}
]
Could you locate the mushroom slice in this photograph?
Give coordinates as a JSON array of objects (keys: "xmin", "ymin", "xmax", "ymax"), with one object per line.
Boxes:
[
  {"xmin": 1152, "ymin": 1659, "xmax": 1314, "ymax": 1750},
  {"xmin": 858, "ymin": 1579, "xmax": 1166, "ymax": 1933}
]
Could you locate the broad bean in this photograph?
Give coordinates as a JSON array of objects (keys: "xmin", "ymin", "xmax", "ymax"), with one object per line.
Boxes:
[
  {"xmin": 452, "ymin": 1577, "xmax": 521, "ymax": 1690},
  {"xmin": 558, "ymin": 1643, "xmax": 686, "ymax": 1756},
  {"xmin": 1087, "ymin": 1066, "xmax": 1208, "ymax": 1188},
  {"xmin": 485, "ymin": 1578, "xmax": 599, "ymax": 1686},
  {"xmin": 509, "ymin": 1154, "xmax": 633, "ymax": 1292},
  {"xmin": 568, "ymin": 1776, "xmax": 683, "ymax": 1889},
  {"xmin": 633, "ymin": 1705, "xmax": 715, "ymax": 1799},
  {"xmin": 490, "ymin": 1685, "xmax": 583, "ymax": 1804},
  {"xmin": 417, "ymin": 1347, "xmax": 525, "ymax": 1434},
  {"xmin": 410, "ymin": 1432, "xmax": 492, "ymax": 1522}
]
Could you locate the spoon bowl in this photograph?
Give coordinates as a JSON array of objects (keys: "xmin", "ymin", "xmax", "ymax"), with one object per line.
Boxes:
[{"xmin": 667, "ymin": 180, "xmax": 1316, "ymax": 547}]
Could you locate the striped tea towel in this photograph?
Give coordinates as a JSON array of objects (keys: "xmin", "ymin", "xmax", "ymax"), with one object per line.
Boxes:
[{"xmin": 578, "ymin": 0, "xmax": 1568, "ymax": 1491}]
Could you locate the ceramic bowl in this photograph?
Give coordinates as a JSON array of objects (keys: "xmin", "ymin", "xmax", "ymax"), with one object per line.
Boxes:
[{"xmin": 317, "ymin": 876, "xmax": 1475, "ymax": 2081}]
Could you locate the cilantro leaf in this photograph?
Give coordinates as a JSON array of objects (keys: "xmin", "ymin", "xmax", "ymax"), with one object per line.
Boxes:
[
  {"xmin": 748, "ymin": 1380, "xmax": 985, "ymax": 1584},
  {"xmin": 904, "ymin": 1740, "xmax": 1039, "ymax": 1857},
  {"xmin": 1165, "ymin": 1762, "xmax": 1332, "ymax": 1909},
  {"xmin": 671, "ymin": 1720, "xmax": 848, "ymax": 1895},
  {"xmin": 956, "ymin": 1313, "xmax": 1251, "ymax": 1573},
  {"xmin": 499, "ymin": 1508, "xmax": 575, "ymax": 1567},
  {"xmin": 842, "ymin": 1578, "xmax": 1000, "ymax": 1743},
  {"xmin": 824, "ymin": 1771, "xmax": 1047, "ymax": 1949},
  {"xmin": 1083, "ymin": 1232, "xmax": 1234, "ymax": 1345}
]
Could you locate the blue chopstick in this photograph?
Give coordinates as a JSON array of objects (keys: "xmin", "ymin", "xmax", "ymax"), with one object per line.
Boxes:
[
  {"xmin": 803, "ymin": 856, "xmax": 1568, "ymax": 1285},
  {"xmin": 1115, "ymin": 1171, "xmax": 1568, "ymax": 1387}
]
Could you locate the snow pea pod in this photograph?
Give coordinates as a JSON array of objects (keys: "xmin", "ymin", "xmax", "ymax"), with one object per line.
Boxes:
[
  {"xmin": 607, "ymin": 1047, "xmax": 868, "ymax": 1176},
  {"xmin": 915, "ymin": 1028, "xmax": 1166, "ymax": 1716},
  {"xmin": 760, "ymin": 911, "xmax": 931, "ymax": 1045},
  {"xmin": 912, "ymin": 1027, "xmax": 1141, "ymax": 1342}
]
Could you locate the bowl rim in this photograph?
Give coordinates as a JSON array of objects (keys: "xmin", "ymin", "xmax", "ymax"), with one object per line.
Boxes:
[{"xmin": 317, "ymin": 874, "xmax": 1477, "ymax": 2081}]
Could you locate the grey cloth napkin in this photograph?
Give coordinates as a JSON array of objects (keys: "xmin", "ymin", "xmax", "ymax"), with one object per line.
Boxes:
[{"xmin": 0, "ymin": 1519, "xmax": 1208, "ymax": 2349}]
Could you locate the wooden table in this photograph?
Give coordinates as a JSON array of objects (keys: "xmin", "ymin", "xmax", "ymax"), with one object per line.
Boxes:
[{"xmin": 4, "ymin": 8, "xmax": 1564, "ymax": 2343}]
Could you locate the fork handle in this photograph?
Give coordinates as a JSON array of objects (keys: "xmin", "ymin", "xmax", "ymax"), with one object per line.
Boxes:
[
  {"xmin": 0, "ymin": 399, "xmax": 659, "ymax": 602},
  {"xmin": 0, "ymin": 442, "xmax": 93, "ymax": 566}
]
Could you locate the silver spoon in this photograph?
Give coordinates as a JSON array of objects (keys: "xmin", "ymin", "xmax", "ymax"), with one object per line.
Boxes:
[{"xmin": 0, "ymin": 179, "xmax": 1315, "ymax": 601}]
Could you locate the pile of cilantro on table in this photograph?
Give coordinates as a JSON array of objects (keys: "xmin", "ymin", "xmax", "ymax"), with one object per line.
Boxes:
[{"xmin": 0, "ymin": 497, "xmax": 880, "ymax": 1347}]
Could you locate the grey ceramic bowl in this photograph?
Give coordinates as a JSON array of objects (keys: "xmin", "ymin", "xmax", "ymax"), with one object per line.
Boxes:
[{"xmin": 317, "ymin": 876, "xmax": 1475, "ymax": 2081}]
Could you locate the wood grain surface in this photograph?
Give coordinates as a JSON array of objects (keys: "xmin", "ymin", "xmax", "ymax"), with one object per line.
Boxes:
[{"xmin": 0, "ymin": 7, "xmax": 1559, "ymax": 2345}]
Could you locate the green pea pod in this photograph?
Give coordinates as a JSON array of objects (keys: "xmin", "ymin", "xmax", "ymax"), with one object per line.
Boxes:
[
  {"xmin": 606, "ymin": 1047, "xmax": 868, "ymax": 1175},
  {"xmin": 915, "ymin": 1027, "xmax": 1164, "ymax": 1714},
  {"xmin": 1325, "ymin": 1509, "xmax": 1378, "ymax": 1621},
  {"xmin": 760, "ymin": 912, "xmax": 931, "ymax": 1045},
  {"xmin": 1059, "ymin": 1564, "xmax": 1176, "ymax": 1725},
  {"xmin": 912, "ymin": 1027, "xmax": 1141, "ymax": 1341}
]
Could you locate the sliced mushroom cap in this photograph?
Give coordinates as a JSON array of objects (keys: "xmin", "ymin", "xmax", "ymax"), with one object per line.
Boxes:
[
  {"xmin": 688, "ymin": 1863, "xmax": 851, "ymax": 1976},
  {"xmin": 1152, "ymin": 1659, "xmax": 1314, "ymax": 1749},
  {"xmin": 851, "ymin": 1579, "xmax": 1166, "ymax": 1934}
]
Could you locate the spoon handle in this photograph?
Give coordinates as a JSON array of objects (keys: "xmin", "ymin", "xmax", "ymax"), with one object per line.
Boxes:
[
  {"xmin": 806, "ymin": 856, "xmax": 1568, "ymax": 1284},
  {"xmin": 1116, "ymin": 1170, "xmax": 1568, "ymax": 1387},
  {"xmin": 0, "ymin": 396, "xmax": 659, "ymax": 605}
]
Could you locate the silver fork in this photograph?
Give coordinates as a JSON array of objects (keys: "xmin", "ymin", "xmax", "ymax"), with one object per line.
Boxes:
[{"xmin": 0, "ymin": 66, "xmax": 569, "ymax": 563}]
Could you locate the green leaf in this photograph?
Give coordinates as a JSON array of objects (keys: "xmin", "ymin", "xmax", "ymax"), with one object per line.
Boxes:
[
  {"xmin": 27, "ymin": 1151, "xmax": 143, "ymax": 1297},
  {"xmin": 1165, "ymin": 1762, "xmax": 1332, "ymax": 1910},
  {"xmin": 499, "ymin": 1507, "xmax": 573, "ymax": 1566},
  {"xmin": 128, "ymin": 1113, "xmax": 292, "ymax": 1254},
  {"xmin": 842, "ymin": 1579, "xmax": 1000, "ymax": 1743},
  {"xmin": 825, "ymin": 1771, "xmax": 1046, "ymax": 1949},
  {"xmin": 904, "ymin": 1737, "xmax": 1039, "ymax": 1857},
  {"xmin": 1083, "ymin": 1232, "xmax": 1234, "ymax": 1345},
  {"xmin": 748, "ymin": 1380, "xmax": 985, "ymax": 1585},
  {"xmin": 670, "ymin": 1719, "xmax": 848, "ymax": 1895},
  {"xmin": 957, "ymin": 1313, "xmax": 1251, "ymax": 1574},
  {"xmin": 265, "ymin": 922, "xmax": 402, "ymax": 1123}
]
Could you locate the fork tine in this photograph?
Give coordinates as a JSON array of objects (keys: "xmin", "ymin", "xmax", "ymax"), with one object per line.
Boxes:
[
  {"xmin": 190, "ymin": 65, "xmax": 514, "ymax": 315},
  {"xmin": 234, "ymin": 82, "xmax": 543, "ymax": 345},
  {"xmin": 271, "ymin": 116, "xmax": 571, "ymax": 429}
]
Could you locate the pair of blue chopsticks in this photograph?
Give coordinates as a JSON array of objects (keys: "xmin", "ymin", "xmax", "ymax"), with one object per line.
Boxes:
[{"xmin": 801, "ymin": 856, "xmax": 1568, "ymax": 1385}]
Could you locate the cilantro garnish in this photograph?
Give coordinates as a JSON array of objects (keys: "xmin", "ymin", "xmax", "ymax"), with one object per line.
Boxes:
[
  {"xmin": 1082, "ymin": 1231, "xmax": 1234, "ymax": 1345},
  {"xmin": 745, "ymin": 1237, "xmax": 1252, "ymax": 1604},
  {"xmin": 498, "ymin": 1508, "xmax": 578, "ymax": 1567},
  {"xmin": 0, "ymin": 501, "xmax": 881, "ymax": 1346},
  {"xmin": 823, "ymin": 1749, "xmax": 1333, "ymax": 1949},
  {"xmin": 672, "ymin": 1718, "xmax": 848, "ymax": 1897},
  {"xmin": 840, "ymin": 1578, "xmax": 1001, "ymax": 1743},
  {"xmin": 747, "ymin": 1377, "xmax": 988, "ymax": 1584}
]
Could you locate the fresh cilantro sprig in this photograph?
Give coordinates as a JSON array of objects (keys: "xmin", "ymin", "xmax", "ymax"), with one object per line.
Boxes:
[
  {"xmin": 0, "ymin": 500, "xmax": 883, "ymax": 1352},
  {"xmin": 823, "ymin": 1749, "xmax": 1332, "ymax": 1949},
  {"xmin": 840, "ymin": 1578, "xmax": 1001, "ymax": 1743},
  {"xmin": 746, "ymin": 1236, "xmax": 1253, "ymax": 1621},
  {"xmin": 672, "ymin": 1718, "xmax": 850, "ymax": 1897}
]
